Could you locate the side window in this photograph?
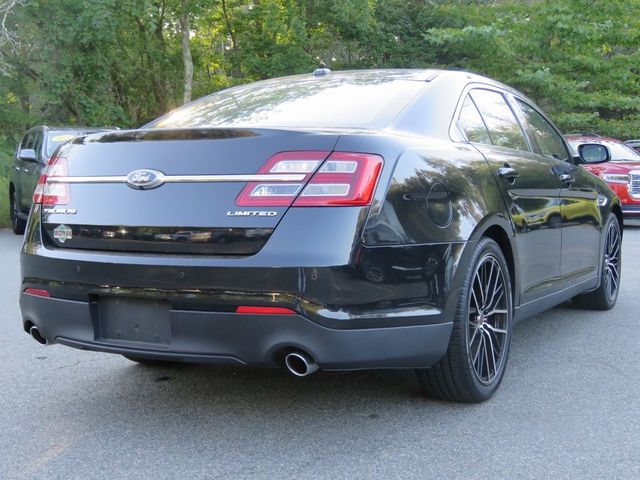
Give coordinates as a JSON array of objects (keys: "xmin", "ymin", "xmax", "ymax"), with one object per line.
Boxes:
[
  {"xmin": 32, "ymin": 132, "xmax": 44, "ymax": 160},
  {"xmin": 470, "ymin": 89, "xmax": 529, "ymax": 151},
  {"xmin": 20, "ymin": 132, "xmax": 33, "ymax": 150},
  {"xmin": 517, "ymin": 100, "xmax": 570, "ymax": 161},
  {"xmin": 458, "ymin": 95, "xmax": 492, "ymax": 144}
]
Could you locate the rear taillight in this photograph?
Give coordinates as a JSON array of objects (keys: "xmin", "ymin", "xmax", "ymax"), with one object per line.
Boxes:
[
  {"xmin": 236, "ymin": 151, "xmax": 330, "ymax": 207},
  {"xmin": 235, "ymin": 151, "xmax": 383, "ymax": 207},
  {"xmin": 33, "ymin": 156, "xmax": 70, "ymax": 205},
  {"xmin": 293, "ymin": 152, "xmax": 383, "ymax": 206}
]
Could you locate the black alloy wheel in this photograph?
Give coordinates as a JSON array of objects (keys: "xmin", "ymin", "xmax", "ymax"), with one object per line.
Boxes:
[
  {"xmin": 603, "ymin": 219, "xmax": 621, "ymax": 302},
  {"xmin": 467, "ymin": 252, "xmax": 510, "ymax": 385},
  {"xmin": 573, "ymin": 213, "xmax": 621, "ymax": 310},
  {"xmin": 417, "ymin": 238, "xmax": 513, "ymax": 402}
]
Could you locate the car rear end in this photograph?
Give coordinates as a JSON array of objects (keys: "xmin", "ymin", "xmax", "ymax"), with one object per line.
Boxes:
[
  {"xmin": 19, "ymin": 71, "xmax": 459, "ymax": 371},
  {"xmin": 20, "ymin": 126, "xmax": 455, "ymax": 370}
]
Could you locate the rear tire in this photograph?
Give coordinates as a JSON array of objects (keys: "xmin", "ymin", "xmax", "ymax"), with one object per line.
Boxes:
[
  {"xmin": 416, "ymin": 238, "xmax": 513, "ymax": 403},
  {"xmin": 572, "ymin": 213, "xmax": 621, "ymax": 310},
  {"xmin": 9, "ymin": 189, "xmax": 26, "ymax": 235}
]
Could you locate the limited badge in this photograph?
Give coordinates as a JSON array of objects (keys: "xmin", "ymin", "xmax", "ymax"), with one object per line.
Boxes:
[{"xmin": 53, "ymin": 224, "xmax": 73, "ymax": 243}]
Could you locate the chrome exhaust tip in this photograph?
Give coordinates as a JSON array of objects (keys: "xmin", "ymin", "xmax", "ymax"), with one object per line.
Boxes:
[
  {"xmin": 284, "ymin": 351, "xmax": 319, "ymax": 377},
  {"xmin": 29, "ymin": 326, "xmax": 48, "ymax": 346}
]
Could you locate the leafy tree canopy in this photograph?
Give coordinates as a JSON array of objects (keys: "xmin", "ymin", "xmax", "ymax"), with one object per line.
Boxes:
[{"xmin": 1, "ymin": 0, "xmax": 639, "ymax": 148}]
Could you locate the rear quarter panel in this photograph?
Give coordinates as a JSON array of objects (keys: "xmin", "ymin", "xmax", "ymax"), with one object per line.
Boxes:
[{"xmin": 340, "ymin": 134, "xmax": 509, "ymax": 245}]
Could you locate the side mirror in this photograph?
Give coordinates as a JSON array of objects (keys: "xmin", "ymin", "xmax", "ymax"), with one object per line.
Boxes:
[
  {"xmin": 576, "ymin": 143, "xmax": 610, "ymax": 164},
  {"xmin": 18, "ymin": 148, "xmax": 37, "ymax": 162}
]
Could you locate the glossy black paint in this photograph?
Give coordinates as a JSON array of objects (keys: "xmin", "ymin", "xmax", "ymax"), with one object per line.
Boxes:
[
  {"xmin": 41, "ymin": 224, "xmax": 273, "ymax": 255},
  {"xmin": 20, "ymin": 70, "xmax": 621, "ymax": 369}
]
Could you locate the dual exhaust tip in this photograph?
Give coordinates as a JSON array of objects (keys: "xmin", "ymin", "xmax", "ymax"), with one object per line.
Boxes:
[
  {"xmin": 29, "ymin": 326, "xmax": 48, "ymax": 346},
  {"xmin": 284, "ymin": 351, "xmax": 318, "ymax": 377}
]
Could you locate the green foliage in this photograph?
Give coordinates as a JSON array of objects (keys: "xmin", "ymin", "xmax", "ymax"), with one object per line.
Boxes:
[
  {"xmin": 1, "ymin": 0, "xmax": 640, "ymax": 228},
  {"xmin": 2, "ymin": 0, "xmax": 639, "ymax": 141},
  {"xmin": 424, "ymin": 0, "xmax": 640, "ymax": 137},
  {"xmin": 0, "ymin": 149, "xmax": 11, "ymax": 227}
]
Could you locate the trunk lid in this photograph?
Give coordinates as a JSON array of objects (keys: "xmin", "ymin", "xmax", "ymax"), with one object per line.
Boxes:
[{"xmin": 41, "ymin": 128, "xmax": 339, "ymax": 255}]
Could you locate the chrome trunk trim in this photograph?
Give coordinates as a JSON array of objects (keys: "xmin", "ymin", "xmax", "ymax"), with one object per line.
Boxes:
[{"xmin": 47, "ymin": 173, "xmax": 307, "ymax": 184}]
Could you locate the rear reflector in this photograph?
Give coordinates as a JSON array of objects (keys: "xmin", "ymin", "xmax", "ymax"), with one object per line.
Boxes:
[
  {"xmin": 23, "ymin": 288, "xmax": 50, "ymax": 298},
  {"xmin": 235, "ymin": 306, "xmax": 296, "ymax": 315},
  {"xmin": 33, "ymin": 155, "xmax": 70, "ymax": 205},
  {"xmin": 235, "ymin": 151, "xmax": 383, "ymax": 207}
]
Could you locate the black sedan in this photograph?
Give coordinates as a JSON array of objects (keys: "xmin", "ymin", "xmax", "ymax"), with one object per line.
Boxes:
[{"xmin": 19, "ymin": 69, "xmax": 621, "ymax": 402}]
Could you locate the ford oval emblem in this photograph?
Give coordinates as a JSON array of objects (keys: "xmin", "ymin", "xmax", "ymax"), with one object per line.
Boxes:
[{"xmin": 125, "ymin": 169, "xmax": 165, "ymax": 190}]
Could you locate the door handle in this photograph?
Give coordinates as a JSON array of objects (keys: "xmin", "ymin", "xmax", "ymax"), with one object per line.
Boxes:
[{"xmin": 497, "ymin": 166, "xmax": 519, "ymax": 181}]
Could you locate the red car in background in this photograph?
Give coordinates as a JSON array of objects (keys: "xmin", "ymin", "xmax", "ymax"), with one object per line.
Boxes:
[
  {"xmin": 626, "ymin": 139, "xmax": 640, "ymax": 153},
  {"xmin": 566, "ymin": 134, "xmax": 640, "ymax": 218}
]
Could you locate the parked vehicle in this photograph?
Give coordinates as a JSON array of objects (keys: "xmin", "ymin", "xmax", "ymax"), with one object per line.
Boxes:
[
  {"xmin": 9, "ymin": 126, "xmax": 116, "ymax": 234},
  {"xmin": 625, "ymin": 139, "xmax": 640, "ymax": 153},
  {"xmin": 20, "ymin": 70, "xmax": 621, "ymax": 402},
  {"xmin": 566, "ymin": 134, "xmax": 640, "ymax": 218}
]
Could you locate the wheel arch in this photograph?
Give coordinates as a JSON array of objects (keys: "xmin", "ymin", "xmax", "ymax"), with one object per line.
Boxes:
[
  {"xmin": 611, "ymin": 202, "xmax": 623, "ymax": 233},
  {"xmin": 468, "ymin": 215, "xmax": 520, "ymax": 308}
]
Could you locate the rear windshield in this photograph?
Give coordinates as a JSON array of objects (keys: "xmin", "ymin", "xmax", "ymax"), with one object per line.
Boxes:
[
  {"xmin": 146, "ymin": 75, "xmax": 427, "ymax": 130},
  {"xmin": 568, "ymin": 139, "xmax": 640, "ymax": 162},
  {"xmin": 46, "ymin": 131, "xmax": 82, "ymax": 156}
]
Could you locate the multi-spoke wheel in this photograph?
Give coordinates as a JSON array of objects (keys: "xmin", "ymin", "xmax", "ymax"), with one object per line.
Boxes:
[
  {"xmin": 417, "ymin": 237, "xmax": 513, "ymax": 403},
  {"xmin": 573, "ymin": 213, "xmax": 621, "ymax": 310},
  {"xmin": 603, "ymin": 220, "xmax": 621, "ymax": 301},
  {"xmin": 468, "ymin": 254, "xmax": 509, "ymax": 385},
  {"xmin": 9, "ymin": 189, "xmax": 26, "ymax": 235}
]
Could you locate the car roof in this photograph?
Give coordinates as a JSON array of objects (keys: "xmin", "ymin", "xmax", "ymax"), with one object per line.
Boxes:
[
  {"xmin": 233, "ymin": 68, "xmax": 527, "ymax": 97},
  {"xmin": 146, "ymin": 68, "xmax": 541, "ymax": 136}
]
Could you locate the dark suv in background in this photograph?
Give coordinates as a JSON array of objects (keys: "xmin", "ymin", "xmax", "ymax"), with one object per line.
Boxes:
[{"xmin": 9, "ymin": 125, "xmax": 114, "ymax": 234}]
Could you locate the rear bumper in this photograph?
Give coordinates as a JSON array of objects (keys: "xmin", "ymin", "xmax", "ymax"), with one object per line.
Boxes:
[
  {"xmin": 20, "ymin": 204, "xmax": 466, "ymax": 369},
  {"xmin": 20, "ymin": 293, "xmax": 452, "ymax": 369}
]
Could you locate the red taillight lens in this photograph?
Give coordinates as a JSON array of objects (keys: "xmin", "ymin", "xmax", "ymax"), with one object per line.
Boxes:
[
  {"xmin": 33, "ymin": 156, "xmax": 70, "ymax": 205},
  {"xmin": 235, "ymin": 306, "xmax": 296, "ymax": 315},
  {"xmin": 235, "ymin": 151, "xmax": 383, "ymax": 207},
  {"xmin": 293, "ymin": 152, "xmax": 383, "ymax": 206},
  {"xmin": 236, "ymin": 151, "xmax": 330, "ymax": 206},
  {"xmin": 23, "ymin": 288, "xmax": 50, "ymax": 298}
]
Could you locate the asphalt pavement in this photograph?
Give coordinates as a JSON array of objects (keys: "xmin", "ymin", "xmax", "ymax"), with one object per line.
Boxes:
[{"xmin": 1, "ymin": 225, "xmax": 639, "ymax": 480}]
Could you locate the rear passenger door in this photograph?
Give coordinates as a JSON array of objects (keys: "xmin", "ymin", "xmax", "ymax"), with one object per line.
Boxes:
[
  {"xmin": 457, "ymin": 87, "xmax": 565, "ymax": 304},
  {"xmin": 514, "ymin": 99, "xmax": 601, "ymax": 283}
]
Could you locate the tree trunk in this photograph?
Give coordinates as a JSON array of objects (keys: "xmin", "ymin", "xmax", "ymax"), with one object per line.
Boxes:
[
  {"xmin": 221, "ymin": 0, "xmax": 241, "ymax": 78},
  {"xmin": 179, "ymin": 0, "xmax": 193, "ymax": 104}
]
